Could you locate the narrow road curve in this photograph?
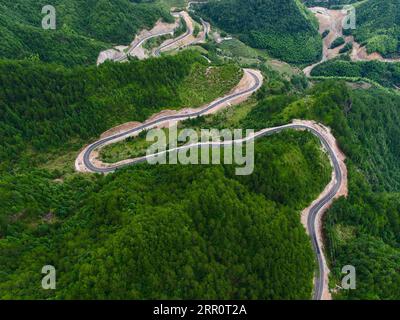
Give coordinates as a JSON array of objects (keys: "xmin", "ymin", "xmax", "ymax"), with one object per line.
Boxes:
[
  {"xmin": 154, "ymin": 11, "xmax": 195, "ymax": 57},
  {"xmin": 79, "ymin": 69, "xmax": 262, "ymax": 173},
  {"xmin": 154, "ymin": 24, "xmax": 191, "ymax": 57},
  {"xmin": 115, "ymin": 29, "xmax": 174, "ymax": 62}
]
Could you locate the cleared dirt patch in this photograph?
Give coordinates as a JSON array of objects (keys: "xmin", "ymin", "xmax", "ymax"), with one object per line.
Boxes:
[{"xmin": 304, "ymin": 6, "xmax": 400, "ymax": 76}]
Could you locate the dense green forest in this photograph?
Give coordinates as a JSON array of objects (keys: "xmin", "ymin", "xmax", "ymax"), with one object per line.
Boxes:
[
  {"xmin": 196, "ymin": 0, "xmax": 322, "ymax": 64},
  {"xmin": 0, "ymin": 133, "xmax": 331, "ymax": 299},
  {"xmin": 348, "ymin": 0, "xmax": 400, "ymax": 58},
  {"xmin": 3, "ymin": 47, "xmax": 399, "ymax": 298},
  {"xmin": 0, "ymin": 51, "xmax": 242, "ymax": 172},
  {"xmin": 240, "ymin": 80, "xmax": 400, "ymax": 299},
  {"xmin": 330, "ymin": 37, "xmax": 346, "ymax": 49},
  {"xmin": 0, "ymin": 0, "xmax": 173, "ymax": 66},
  {"xmin": 1, "ymin": 0, "xmax": 400, "ymax": 301},
  {"xmin": 311, "ymin": 55, "xmax": 400, "ymax": 88},
  {"xmin": 0, "ymin": 49, "xmax": 334, "ymax": 299}
]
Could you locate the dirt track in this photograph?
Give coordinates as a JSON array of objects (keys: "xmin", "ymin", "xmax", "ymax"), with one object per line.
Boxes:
[{"xmin": 303, "ymin": 7, "xmax": 347, "ymax": 76}]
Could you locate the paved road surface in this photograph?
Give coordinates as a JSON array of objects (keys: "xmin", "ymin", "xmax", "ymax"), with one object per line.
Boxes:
[
  {"xmin": 154, "ymin": 12, "xmax": 193, "ymax": 56},
  {"xmin": 82, "ymin": 69, "xmax": 262, "ymax": 173}
]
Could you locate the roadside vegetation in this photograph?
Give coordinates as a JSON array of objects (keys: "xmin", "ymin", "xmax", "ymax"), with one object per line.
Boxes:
[
  {"xmin": 0, "ymin": 53, "xmax": 333, "ymax": 300},
  {"xmin": 330, "ymin": 37, "xmax": 346, "ymax": 49},
  {"xmin": 240, "ymin": 79, "xmax": 400, "ymax": 299},
  {"xmin": 311, "ymin": 55, "xmax": 400, "ymax": 88}
]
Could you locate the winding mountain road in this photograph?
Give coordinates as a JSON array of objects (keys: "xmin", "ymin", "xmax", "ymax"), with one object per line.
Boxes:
[
  {"xmin": 78, "ymin": 69, "xmax": 262, "ymax": 173},
  {"xmin": 99, "ymin": 10, "xmax": 202, "ymax": 63},
  {"xmin": 83, "ymin": 6, "xmax": 347, "ymax": 300},
  {"xmin": 76, "ymin": 68, "xmax": 345, "ymax": 300},
  {"xmin": 160, "ymin": 122, "xmax": 343, "ymax": 301},
  {"xmin": 303, "ymin": 7, "xmax": 344, "ymax": 76},
  {"xmin": 154, "ymin": 11, "xmax": 201, "ymax": 57},
  {"xmin": 115, "ymin": 29, "xmax": 174, "ymax": 62},
  {"xmin": 154, "ymin": 23, "xmax": 192, "ymax": 56}
]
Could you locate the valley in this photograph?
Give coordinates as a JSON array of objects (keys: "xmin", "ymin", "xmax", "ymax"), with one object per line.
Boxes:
[
  {"xmin": 0, "ymin": 0, "xmax": 399, "ymax": 302},
  {"xmin": 72, "ymin": 7, "xmax": 346, "ymax": 300}
]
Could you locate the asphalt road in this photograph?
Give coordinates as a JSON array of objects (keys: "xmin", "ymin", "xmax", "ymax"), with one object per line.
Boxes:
[
  {"xmin": 257, "ymin": 124, "xmax": 341, "ymax": 300},
  {"xmin": 82, "ymin": 69, "xmax": 262, "ymax": 173},
  {"xmin": 154, "ymin": 16, "xmax": 193, "ymax": 56},
  {"xmin": 114, "ymin": 11, "xmax": 192, "ymax": 62},
  {"xmin": 84, "ymin": 5, "xmax": 343, "ymax": 297},
  {"xmin": 114, "ymin": 29, "xmax": 174, "ymax": 62},
  {"xmin": 164, "ymin": 123, "xmax": 341, "ymax": 301}
]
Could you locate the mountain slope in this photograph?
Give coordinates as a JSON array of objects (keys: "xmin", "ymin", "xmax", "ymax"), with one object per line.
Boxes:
[
  {"xmin": 0, "ymin": 53, "xmax": 332, "ymax": 299},
  {"xmin": 196, "ymin": 0, "xmax": 322, "ymax": 64},
  {"xmin": 0, "ymin": 142, "xmax": 330, "ymax": 299},
  {"xmin": 310, "ymin": 56, "xmax": 400, "ymax": 89},
  {"xmin": 0, "ymin": 0, "xmax": 172, "ymax": 66},
  {"xmin": 241, "ymin": 80, "xmax": 400, "ymax": 299},
  {"xmin": 352, "ymin": 0, "xmax": 400, "ymax": 58},
  {"xmin": 0, "ymin": 51, "xmax": 242, "ymax": 170}
]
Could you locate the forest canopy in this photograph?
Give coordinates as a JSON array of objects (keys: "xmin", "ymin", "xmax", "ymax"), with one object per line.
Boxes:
[
  {"xmin": 311, "ymin": 56, "xmax": 400, "ymax": 89},
  {"xmin": 0, "ymin": 51, "xmax": 242, "ymax": 171},
  {"xmin": 0, "ymin": 0, "xmax": 173, "ymax": 66},
  {"xmin": 348, "ymin": 0, "xmax": 400, "ymax": 58},
  {"xmin": 241, "ymin": 80, "xmax": 400, "ymax": 299},
  {"xmin": 196, "ymin": 0, "xmax": 322, "ymax": 64}
]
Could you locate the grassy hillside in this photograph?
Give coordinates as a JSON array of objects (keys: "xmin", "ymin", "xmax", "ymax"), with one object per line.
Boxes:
[
  {"xmin": 0, "ymin": 0, "xmax": 173, "ymax": 66},
  {"xmin": 196, "ymin": 0, "xmax": 322, "ymax": 65}
]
